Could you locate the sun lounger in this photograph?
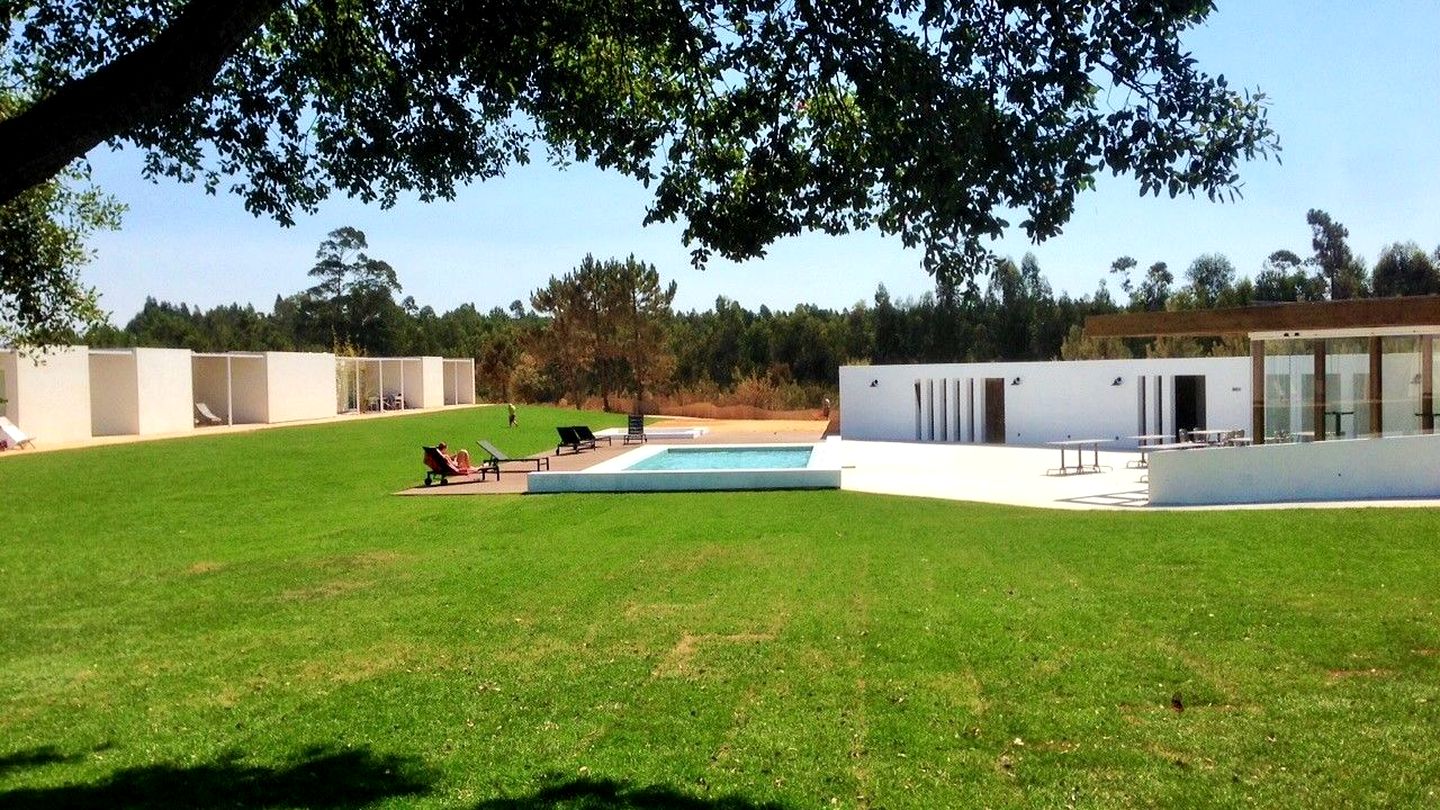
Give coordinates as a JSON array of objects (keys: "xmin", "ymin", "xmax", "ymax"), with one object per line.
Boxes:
[
  {"xmin": 0, "ymin": 417, "xmax": 35, "ymax": 449},
  {"xmin": 573, "ymin": 425, "xmax": 612, "ymax": 446},
  {"xmin": 422, "ymin": 445, "xmax": 497, "ymax": 486},
  {"xmin": 195, "ymin": 402, "xmax": 224, "ymax": 425},
  {"xmin": 477, "ymin": 439, "xmax": 550, "ymax": 471},
  {"xmin": 555, "ymin": 426, "xmax": 594, "ymax": 454},
  {"xmin": 624, "ymin": 414, "xmax": 647, "ymax": 444}
]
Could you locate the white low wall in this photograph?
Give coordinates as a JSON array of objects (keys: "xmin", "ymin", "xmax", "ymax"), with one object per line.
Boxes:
[{"xmin": 1149, "ymin": 433, "xmax": 1440, "ymax": 506}]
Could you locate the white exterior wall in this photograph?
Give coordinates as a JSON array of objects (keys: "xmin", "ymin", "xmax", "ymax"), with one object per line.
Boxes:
[
  {"xmin": 135, "ymin": 348, "xmax": 195, "ymax": 435},
  {"xmin": 3, "ymin": 346, "xmax": 93, "ymax": 445},
  {"xmin": 89, "ymin": 352, "xmax": 139, "ymax": 436},
  {"xmin": 1150, "ymin": 433, "xmax": 1440, "ymax": 505},
  {"xmin": 264, "ymin": 351, "xmax": 337, "ymax": 422},
  {"xmin": 839, "ymin": 357, "xmax": 1251, "ymax": 447}
]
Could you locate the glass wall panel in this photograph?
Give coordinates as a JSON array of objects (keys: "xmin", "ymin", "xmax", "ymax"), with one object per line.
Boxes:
[
  {"xmin": 1380, "ymin": 336, "xmax": 1422, "ymax": 436},
  {"xmin": 1263, "ymin": 339, "xmax": 1311, "ymax": 439},
  {"xmin": 1324, "ymin": 337, "xmax": 1368, "ymax": 439},
  {"xmin": 1431, "ymin": 336, "xmax": 1440, "ymax": 432}
]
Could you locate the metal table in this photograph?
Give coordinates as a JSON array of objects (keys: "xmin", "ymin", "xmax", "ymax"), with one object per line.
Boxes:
[{"xmin": 1045, "ymin": 438, "xmax": 1109, "ymax": 475}]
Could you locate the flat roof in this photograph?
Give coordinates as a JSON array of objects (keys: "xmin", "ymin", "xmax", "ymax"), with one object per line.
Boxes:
[{"xmin": 1085, "ymin": 296, "xmax": 1440, "ymax": 338}]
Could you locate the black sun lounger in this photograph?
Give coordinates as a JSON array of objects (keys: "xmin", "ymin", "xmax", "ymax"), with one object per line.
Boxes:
[
  {"xmin": 624, "ymin": 414, "xmax": 647, "ymax": 444},
  {"xmin": 555, "ymin": 426, "xmax": 594, "ymax": 454},
  {"xmin": 573, "ymin": 425, "xmax": 613, "ymax": 446},
  {"xmin": 477, "ymin": 439, "xmax": 550, "ymax": 471}
]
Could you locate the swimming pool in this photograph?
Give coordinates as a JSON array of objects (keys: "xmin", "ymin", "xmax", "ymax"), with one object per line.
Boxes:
[
  {"xmin": 526, "ymin": 443, "xmax": 841, "ymax": 493},
  {"xmin": 625, "ymin": 446, "xmax": 814, "ymax": 471}
]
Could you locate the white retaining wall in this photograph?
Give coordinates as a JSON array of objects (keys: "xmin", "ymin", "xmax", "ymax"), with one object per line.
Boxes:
[
  {"xmin": 839, "ymin": 357, "xmax": 1251, "ymax": 447},
  {"xmin": 1150, "ymin": 433, "xmax": 1440, "ymax": 505}
]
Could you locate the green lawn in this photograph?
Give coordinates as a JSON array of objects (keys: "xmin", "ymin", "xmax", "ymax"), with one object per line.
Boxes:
[{"xmin": 1, "ymin": 404, "xmax": 1438, "ymax": 808}]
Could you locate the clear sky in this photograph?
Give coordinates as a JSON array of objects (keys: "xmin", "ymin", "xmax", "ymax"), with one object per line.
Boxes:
[{"xmin": 80, "ymin": 2, "xmax": 1440, "ymax": 323}]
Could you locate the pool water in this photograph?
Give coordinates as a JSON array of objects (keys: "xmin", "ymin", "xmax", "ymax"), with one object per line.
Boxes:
[{"xmin": 625, "ymin": 446, "xmax": 814, "ymax": 471}]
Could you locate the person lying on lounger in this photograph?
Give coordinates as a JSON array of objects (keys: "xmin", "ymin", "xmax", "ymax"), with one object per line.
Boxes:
[{"xmin": 437, "ymin": 442, "xmax": 475, "ymax": 472}]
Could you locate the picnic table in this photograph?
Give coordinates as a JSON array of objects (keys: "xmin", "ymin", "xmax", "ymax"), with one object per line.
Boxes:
[
  {"xmin": 1185, "ymin": 428, "xmax": 1242, "ymax": 446},
  {"xmin": 1135, "ymin": 440, "xmax": 1206, "ymax": 468},
  {"xmin": 1045, "ymin": 438, "xmax": 1109, "ymax": 476},
  {"xmin": 1126, "ymin": 434, "xmax": 1171, "ymax": 467}
]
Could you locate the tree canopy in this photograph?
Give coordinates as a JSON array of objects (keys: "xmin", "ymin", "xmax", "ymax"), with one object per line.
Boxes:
[{"xmin": 3, "ymin": 0, "xmax": 1276, "ymax": 295}]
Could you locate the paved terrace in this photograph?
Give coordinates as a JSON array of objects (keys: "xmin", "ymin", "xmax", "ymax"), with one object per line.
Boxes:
[{"xmin": 403, "ymin": 417, "xmax": 1440, "ymax": 510}]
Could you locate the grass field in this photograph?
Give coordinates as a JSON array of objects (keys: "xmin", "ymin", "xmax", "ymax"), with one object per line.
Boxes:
[{"xmin": 2, "ymin": 404, "xmax": 1438, "ymax": 808}]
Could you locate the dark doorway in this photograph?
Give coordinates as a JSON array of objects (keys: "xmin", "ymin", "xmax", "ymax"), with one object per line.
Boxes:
[
  {"xmin": 1174, "ymin": 375, "xmax": 1206, "ymax": 438},
  {"xmin": 983, "ymin": 377, "xmax": 1006, "ymax": 444}
]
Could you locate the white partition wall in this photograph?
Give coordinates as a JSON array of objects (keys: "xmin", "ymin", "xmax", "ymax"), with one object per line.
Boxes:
[
  {"xmin": 2, "ymin": 346, "xmax": 94, "ymax": 445},
  {"xmin": 229, "ymin": 355, "xmax": 269, "ymax": 423},
  {"xmin": 89, "ymin": 351, "xmax": 139, "ymax": 436},
  {"xmin": 135, "ymin": 349, "xmax": 196, "ymax": 434},
  {"xmin": 443, "ymin": 358, "xmax": 476, "ymax": 405},
  {"xmin": 401, "ymin": 356, "xmax": 445, "ymax": 409},
  {"xmin": 264, "ymin": 351, "xmax": 336, "ymax": 422},
  {"xmin": 840, "ymin": 357, "xmax": 1251, "ymax": 446}
]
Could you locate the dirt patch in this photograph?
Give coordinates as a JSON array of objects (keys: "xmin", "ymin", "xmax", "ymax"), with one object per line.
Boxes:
[
  {"xmin": 622, "ymin": 602, "xmax": 691, "ymax": 621},
  {"xmin": 652, "ymin": 631, "xmax": 775, "ymax": 678},
  {"xmin": 296, "ymin": 641, "xmax": 420, "ymax": 685},
  {"xmin": 1327, "ymin": 667, "xmax": 1393, "ymax": 680},
  {"xmin": 279, "ymin": 578, "xmax": 371, "ymax": 601},
  {"xmin": 185, "ymin": 561, "xmax": 225, "ymax": 575},
  {"xmin": 314, "ymin": 550, "xmax": 411, "ymax": 570},
  {"xmin": 923, "ymin": 669, "xmax": 986, "ymax": 717}
]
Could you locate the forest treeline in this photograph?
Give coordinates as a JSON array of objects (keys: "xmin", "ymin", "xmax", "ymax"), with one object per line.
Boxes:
[{"xmin": 84, "ymin": 213, "xmax": 1440, "ymax": 410}]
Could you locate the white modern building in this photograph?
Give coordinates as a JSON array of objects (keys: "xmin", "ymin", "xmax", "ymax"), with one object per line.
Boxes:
[
  {"xmin": 0, "ymin": 346, "xmax": 480, "ymax": 447},
  {"xmin": 839, "ymin": 297, "xmax": 1440, "ymax": 506},
  {"xmin": 89, "ymin": 347, "xmax": 195, "ymax": 437},
  {"xmin": 841, "ymin": 356, "xmax": 1250, "ymax": 448},
  {"xmin": 335, "ymin": 355, "xmax": 470, "ymax": 413},
  {"xmin": 194, "ymin": 351, "xmax": 338, "ymax": 426}
]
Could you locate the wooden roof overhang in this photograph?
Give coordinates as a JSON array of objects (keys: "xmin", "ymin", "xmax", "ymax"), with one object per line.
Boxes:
[{"xmin": 1084, "ymin": 295, "xmax": 1440, "ymax": 339}]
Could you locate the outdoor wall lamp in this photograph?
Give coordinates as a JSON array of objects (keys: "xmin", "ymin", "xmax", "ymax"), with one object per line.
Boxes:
[
  {"xmin": 869, "ymin": 379, "xmax": 879, "ymax": 387},
  {"xmin": 1010, "ymin": 377, "xmax": 1021, "ymax": 386},
  {"xmin": 1111, "ymin": 377, "xmax": 1124, "ymax": 386}
]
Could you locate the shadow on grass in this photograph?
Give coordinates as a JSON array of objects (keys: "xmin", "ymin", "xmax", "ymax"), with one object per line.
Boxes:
[
  {"xmin": 0, "ymin": 745, "xmax": 433, "ymax": 809},
  {"xmin": 474, "ymin": 775, "xmax": 790, "ymax": 809},
  {"xmin": 0, "ymin": 747, "xmax": 87, "ymax": 778}
]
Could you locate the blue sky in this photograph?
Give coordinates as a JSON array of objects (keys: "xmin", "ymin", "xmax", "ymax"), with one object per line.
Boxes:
[{"xmin": 82, "ymin": 2, "xmax": 1440, "ymax": 323}]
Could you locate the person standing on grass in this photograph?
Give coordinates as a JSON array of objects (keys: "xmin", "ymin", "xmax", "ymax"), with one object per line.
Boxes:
[{"xmin": 507, "ymin": 402, "xmax": 517, "ymax": 428}]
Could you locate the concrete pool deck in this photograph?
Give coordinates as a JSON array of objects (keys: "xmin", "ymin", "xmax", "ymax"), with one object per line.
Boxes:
[{"xmin": 399, "ymin": 417, "xmax": 1440, "ymax": 510}]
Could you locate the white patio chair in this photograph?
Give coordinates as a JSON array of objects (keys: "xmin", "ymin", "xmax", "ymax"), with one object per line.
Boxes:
[
  {"xmin": 0, "ymin": 416, "xmax": 35, "ymax": 449},
  {"xmin": 195, "ymin": 402, "xmax": 224, "ymax": 425}
]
